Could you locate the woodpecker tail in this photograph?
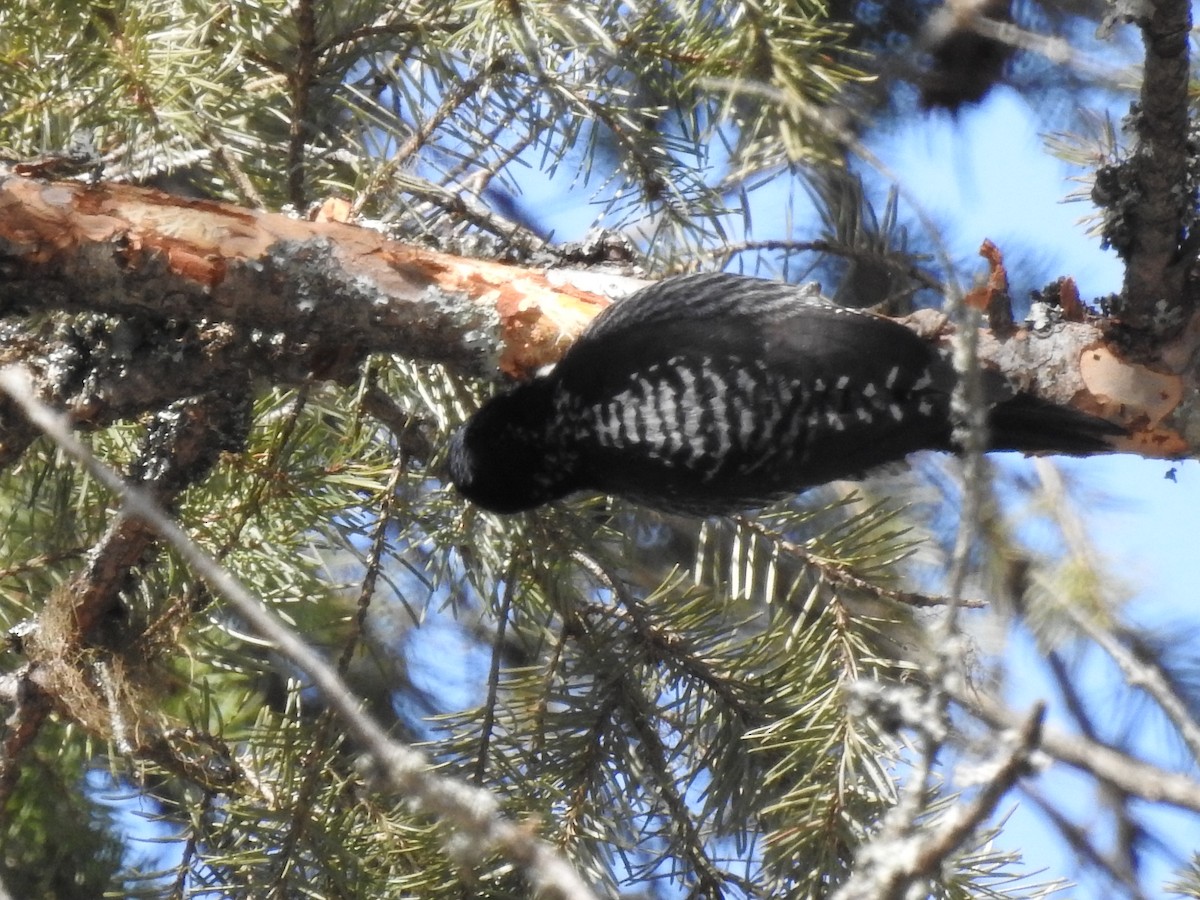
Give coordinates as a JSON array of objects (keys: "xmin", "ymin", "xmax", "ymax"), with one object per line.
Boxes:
[{"xmin": 986, "ymin": 394, "xmax": 1125, "ymax": 456}]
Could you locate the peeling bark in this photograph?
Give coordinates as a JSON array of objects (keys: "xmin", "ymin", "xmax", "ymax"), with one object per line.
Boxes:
[
  {"xmin": 0, "ymin": 177, "xmax": 614, "ymax": 381},
  {"xmin": 0, "ymin": 175, "xmax": 1197, "ymax": 466}
]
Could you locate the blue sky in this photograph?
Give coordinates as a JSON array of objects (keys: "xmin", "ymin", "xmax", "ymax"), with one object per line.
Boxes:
[
  {"xmin": 87, "ymin": 13, "xmax": 1200, "ymax": 897},
  {"xmin": 505, "ymin": 76, "xmax": 1200, "ymax": 893},
  {"xmin": 876, "ymin": 91, "xmax": 1200, "ymax": 894}
]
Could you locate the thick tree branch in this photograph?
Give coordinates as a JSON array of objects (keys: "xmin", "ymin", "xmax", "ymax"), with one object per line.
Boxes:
[
  {"xmin": 0, "ymin": 177, "xmax": 611, "ymax": 380},
  {"xmin": 1119, "ymin": 0, "xmax": 1195, "ymax": 330},
  {"xmin": 0, "ymin": 175, "xmax": 1195, "ymax": 465}
]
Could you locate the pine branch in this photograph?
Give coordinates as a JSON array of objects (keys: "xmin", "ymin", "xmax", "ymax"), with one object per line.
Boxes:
[
  {"xmin": 1, "ymin": 177, "xmax": 1186, "ymax": 460},
  {"xmin": 834, "ymin": 703, "xmax": 1045, "ymax": 900},
  {"xmin": 0, "ymin": 366, "xmax": 603, "ymax": 900}
]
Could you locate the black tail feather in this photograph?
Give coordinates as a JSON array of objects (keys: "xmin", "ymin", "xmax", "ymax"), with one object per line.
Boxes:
[{"xmin": 987, "ymin": 394, "xmax": 1125, "ymax": 455}]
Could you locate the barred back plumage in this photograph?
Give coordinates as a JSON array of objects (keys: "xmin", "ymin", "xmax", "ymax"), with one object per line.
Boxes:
[{"xmin": 448, "ymin": 273, "xmax": 1123, "ymax": 514}]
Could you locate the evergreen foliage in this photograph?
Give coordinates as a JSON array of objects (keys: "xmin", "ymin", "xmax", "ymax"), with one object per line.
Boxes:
[{"xmin": 0, "ymin": 1, "xmax": 1195, "ymax": 898}]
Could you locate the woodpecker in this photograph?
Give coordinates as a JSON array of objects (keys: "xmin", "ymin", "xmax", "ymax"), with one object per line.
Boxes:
[{"xmin": 448, "ymin": 273, "xmax": 1121, "ymax": 514}]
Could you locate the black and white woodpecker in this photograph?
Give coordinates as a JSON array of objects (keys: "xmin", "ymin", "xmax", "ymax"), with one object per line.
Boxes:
[{"xmin": 448, "ymin": 272, "xmax": 1121, "ymax": 515}]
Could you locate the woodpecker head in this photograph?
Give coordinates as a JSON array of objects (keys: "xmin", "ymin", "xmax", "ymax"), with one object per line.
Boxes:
[{"xmin": 448, "ymin": 379, "xmax": 578, "ymax": 513}]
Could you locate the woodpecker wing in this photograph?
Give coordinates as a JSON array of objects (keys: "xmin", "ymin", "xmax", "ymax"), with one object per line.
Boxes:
[
  {"xmin": 449, "ymin": 272, "xmax": 1121, "ymax": 515},
  {"xmin": 550, "ymin": 273, "xmax": 954, "ymax": 511}
]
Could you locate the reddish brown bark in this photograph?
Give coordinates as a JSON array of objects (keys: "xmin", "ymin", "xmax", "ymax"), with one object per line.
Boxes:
[
  {"xmin": 0, "ymin": 174, "xmax": 1195, "ymax": 460},
  {"xmin": 0, "ymin": 176, "xmax": 613, "ymax": 380}
]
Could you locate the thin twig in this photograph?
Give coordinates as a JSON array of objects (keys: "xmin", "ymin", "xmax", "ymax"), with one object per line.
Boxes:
[
  {"xmin": 474, "ymin": 558, "xmax": 517, "ymax": 785},
  {"xmin": 169, "ymin": 791, "xmax": 211, "ymax": 899},
  {"xmin": 706, "ymin": 238, "xmax": 945, "ymax": 295},
  {"xmin": 0, "ymin": 366, "xmax": 600, "ymax": 900},
  {"xmin": 1022, "ymin": 786, "xmax": 1149, "ymax": 900},
  {"xmin": 286, "ymin": 0, "xmax": 318, "ymax": 209},
  {"xmin": 565, "ymin": 552, "xmax": 730, "ymax": 894},
  {"xmin": 956, "ymin": 685, "xmax": 1200, "ymax": 815},
  {"xmin": 571, "ymin": 549, "xmax": 754, "ymax": 719},
  {"xmin": 1070, "ymin": 609, "xmax": 1200, "ymax": 762},
  {"xmin": 733, "ymin": 516, "xmax": 988, "ymax": 610},
  {"xmin": 1035, "ymin": 459, "xmax": 1200, "ymax": 761},
  {"xmin": 835, "ymin": 703, "xmax": 1046, "ymax": 900},
  {"xmin": 208, "ymin": 133, "xmax": 266, "ymax": 210},
  {"xmin": 352, "ymin": 57, "xmax": 506, "ymax": 218},
  {"xmin": 906, "ymin": 703, "xmax": 1045, "ymax": 876},
  {"xmin": 969, "ymin": 17, "xmax": 1131, "ymax": 91},
  {"xmin": 390, "ymin": 171, "xmax": 547, "ymax": 253},
  {"xmin": 337, "ymin": 454, "xmax": 406, "ymax": 673}
]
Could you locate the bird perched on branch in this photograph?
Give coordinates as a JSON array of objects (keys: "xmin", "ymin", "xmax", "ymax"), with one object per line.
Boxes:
[{"xmin": 448, "ymin": 273, "xmax": 1121, "ymax": 515}]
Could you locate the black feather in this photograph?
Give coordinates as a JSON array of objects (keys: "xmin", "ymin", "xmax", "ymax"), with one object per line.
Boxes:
[{"xmin": 448, "ymin": 273, "xmax": 1122, "ymax": 514}]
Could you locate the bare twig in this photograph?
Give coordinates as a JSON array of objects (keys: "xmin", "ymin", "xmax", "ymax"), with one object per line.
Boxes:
[
  {"xmin": 968, "ymin": 16, "xmax": 1131, "ymax": 91},
  {"xmin": 1035, "ymin": 459, "xmax": 1200, "ymax": 760},
  {"xmin": 1069, "ymin": 609, "xmax": 1200, "ymax": 762},
  {"xmin": 956, "ymin": 686, "xmax": 1200, "ymax": 815},
  {"xmin": 390, "ymin": 171, "xmax": 548, "ymax": 253},
  {"xmin": 286, "ymin": 0, "xmax": 318, "ymax": 209},
  {"xmin": 706, "ymin": 238, "xmax": 945, "ymax": 296},
  {"xmin": 352, "ymin": 57, "xmax": 507, "ymax": 218},
  {"xmin": 907, "ymin": 703, "xmax": 1044, "ymax": 876},
  {"xmin": 207, "ymin": 133, "xmax": 266, "ymax": 210},
  {"xmin": 474, "ymin": 558, "xmax": 517, "ymax": 785},
  {"xmin": 338, "ymin": 454, "xmax": 407, "ymax": 673},
  {"xmin": 1022, "ymin": 786, "xmax": 1149, "ymax": 900},
  {"xmin": 834, "ymin": 703, "xmax": 1046, "ymax": 900}
]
